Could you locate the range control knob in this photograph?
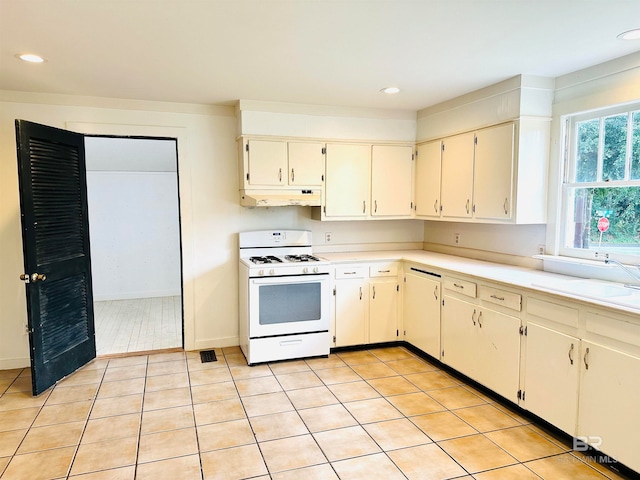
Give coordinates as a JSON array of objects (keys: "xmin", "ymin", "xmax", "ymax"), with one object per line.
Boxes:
[
  {"xmin": 313, "ymin": 267, "xmax": 319, "ymax": 273},
  {"xmin": 269, "ymin": 269, "xmax": 275, "ymax": 275},
  {"xmin": 303, "ymin": 267, "xmax": 309, "ymax": 274},
  {"xmin": 258, "ymin": 269, "xmax": 264, "ymax": 276}
]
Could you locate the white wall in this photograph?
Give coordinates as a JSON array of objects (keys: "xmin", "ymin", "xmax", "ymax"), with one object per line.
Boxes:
[
  {"xmin": 85, "ymin": 136, "xmax": 181, "ymax": 301},
  {"xmin": 87, "ymin": 171, "xmax": 181, "ymax": 301}
]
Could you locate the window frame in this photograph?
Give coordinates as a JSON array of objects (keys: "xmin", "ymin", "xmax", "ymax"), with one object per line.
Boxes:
[{"xmin": 559, "ymin": 101, "xmax": 640, "ymax": 265}]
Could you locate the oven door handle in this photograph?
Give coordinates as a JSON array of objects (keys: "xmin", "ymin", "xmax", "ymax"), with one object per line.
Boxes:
[{"xmin": 250, "ymin": 273, "xmax": 329, "ymax": 285}]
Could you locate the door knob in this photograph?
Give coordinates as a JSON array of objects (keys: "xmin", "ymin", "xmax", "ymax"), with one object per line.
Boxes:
[{"xmin": 19, "ymin": 273, "xmax": 46, "ymax": 283}]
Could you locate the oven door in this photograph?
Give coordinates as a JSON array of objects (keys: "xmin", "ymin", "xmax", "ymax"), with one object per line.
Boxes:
[{"xmin": 248, "ymin": 273, "xmax": 330, "ymax": 338}]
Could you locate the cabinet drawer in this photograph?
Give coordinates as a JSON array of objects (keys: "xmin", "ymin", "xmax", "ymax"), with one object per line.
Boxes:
[
  {"xmin": 479, "ymin": 286, "xmax": 522, "ymax": 311},
  {"xmin": 369, "ymin": 262, "xmax": 399, "ymax": 278},
  {"xmin": 335, "ymin": 266, "xmax": 367, "ymax": 279},
  {"xmin": 444, "ymin": 278, "xmax": 477, "ymax": 298},
  {"xmin": 527, "ymin": 297, "xmax": 579, "ymax": 329}
]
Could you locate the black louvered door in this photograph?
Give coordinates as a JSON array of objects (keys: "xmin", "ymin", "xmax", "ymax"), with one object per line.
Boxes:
[{"xmin": 15, "ymin": 120, "xmax": 95, "ymax": 396}]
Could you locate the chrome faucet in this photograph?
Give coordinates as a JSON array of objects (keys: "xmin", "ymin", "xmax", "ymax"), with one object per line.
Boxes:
[{"xmin": 604, "ymin": 259, "xmax": 640, "ymax": 290}]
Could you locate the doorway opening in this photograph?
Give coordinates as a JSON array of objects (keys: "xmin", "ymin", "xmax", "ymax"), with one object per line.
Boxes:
[{"xmin": 84, "ymin": 136, "xmax": 183, "ymax": 355}]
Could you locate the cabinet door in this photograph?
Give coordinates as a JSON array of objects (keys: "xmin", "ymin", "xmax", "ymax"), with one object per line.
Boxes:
[
  {"xmin": 524, "ymin": 323, "xmax": 579, "ymax": 435},
  {"xmin": 415, "ymin": 141, "xmax": 442, "ymax": 218},
  {"xmin": 440, "ymin": 133, "xmax": 474, "ymax": 218},
  {"xmin": 371, "ymin": 145, "xmax": 413, "ymax": 217},
  {"xmin": 578, "ymin": 341, "xmax": 640, "ymax": 473},
  {"xmin": 473, "ymin": 123, "xmax": 514, "ymax": 220},
  {"xmin": 404, "ymin": 271, "xmax": 440, "ymax": 358},
  {"xmin": 475, "ymin": 308, "xmax": 521, "ymax": 402},
  {"xmin": 441, "ymin": 295, "xmax": 477, "ymax": 378},
  {"xmin": 247, "ymin": 139, "xmax": 287, "ymax": 186},
  {"xmin": 335, "ymin": 279, "xmax": 367, "ymax": 347},
  {"xmin": 324, "ymin": 143, "xmax": 371, "ymax": 217},
  {"xmin": 288, "ymin": 142, "xmax": 325, "ymax": 186},
  {"xmin": 369, "ymin": 280, "xmax": 398, "ymax": 343}
]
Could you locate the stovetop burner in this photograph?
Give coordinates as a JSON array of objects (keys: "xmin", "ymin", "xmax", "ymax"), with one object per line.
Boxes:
[
  {"xmin": 284, "ymin": 254, "xmax": 321, "ymax": 262},
  {"xmin": 249, "ymin": 255, "xmax": 283, "ymax": 264}
]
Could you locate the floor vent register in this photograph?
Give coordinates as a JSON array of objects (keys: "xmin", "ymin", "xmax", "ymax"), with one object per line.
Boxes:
[{"xmin": 199, "ymin": 350, "xmax": 217, "ymax": 363}]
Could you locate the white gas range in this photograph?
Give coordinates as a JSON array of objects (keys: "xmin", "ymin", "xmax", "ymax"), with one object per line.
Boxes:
[{"xmin": 238, "ymin": 230, "xmax": 331, "ymax": 365}]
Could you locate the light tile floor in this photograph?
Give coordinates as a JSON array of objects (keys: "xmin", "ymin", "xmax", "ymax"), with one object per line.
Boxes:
[
  {"xmin": 0, "ymin": 346, "xmax": 634, "ymax": 480},
  {"xmin": 94, "ymin": 296, "xmax": 182, "ymax": 355}
]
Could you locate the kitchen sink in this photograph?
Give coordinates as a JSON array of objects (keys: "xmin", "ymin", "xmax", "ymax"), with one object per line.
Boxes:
[{"xmin": 532, "ymin": 278, "xmax": 640, "ymax": 310}]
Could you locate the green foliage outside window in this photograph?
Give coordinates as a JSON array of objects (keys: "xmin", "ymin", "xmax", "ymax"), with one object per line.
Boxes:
[{"xmin": 569, "ymin": 109, "xmax": 640, "ymax": 254}]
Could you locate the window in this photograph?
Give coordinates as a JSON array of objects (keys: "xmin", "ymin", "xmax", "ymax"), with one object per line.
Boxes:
[{"xmin": 561, "ymin": 103, "xmax": 640, "ymax": 262}]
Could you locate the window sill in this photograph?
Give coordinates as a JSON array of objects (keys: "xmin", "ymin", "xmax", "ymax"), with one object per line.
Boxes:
[{"xmin": 534, "ymin": 254, "xmax": 630, "ymax": 283}]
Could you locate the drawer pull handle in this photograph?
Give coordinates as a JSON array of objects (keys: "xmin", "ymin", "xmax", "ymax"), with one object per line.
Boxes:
[
  {"xmin": 477, "ymin": 311, "xmax": 483, "ymax": 328},
  {"xmin": 280, "ymin": 339, "xmax": 302, "ymax": 346},
  {"xmin": 344, "ymin": 272, "xmax": 357, "ymax": 275},
  {"xmin": 490, "ymin": 295, "xmax": 505, "ymax": 301},
  {"xmin": 584, "ymin": 347, "xmax": 590, "ymax": 370},
  {"xmin": 378, "ymin": 269, "xmax": 390, "ymax": 273},
  {"xmin": 453, "ymin": 283, "xmax": 464, "ymax": 289},
  {"xmin": 568, "ymin": 343, "xmax": 574, "ymax": 365}
]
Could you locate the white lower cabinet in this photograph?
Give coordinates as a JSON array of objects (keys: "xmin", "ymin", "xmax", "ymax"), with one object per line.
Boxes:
[
  {"xmin": 334, "ymin": 268, "xmax": 368, "ymax": 347},
  {"xmin": 441, "ymin": 295, "xmax": 477, "ymax": 378},
  {"xmin": 577, "ymin": 340, "xmax": 640, "ymax": 473},
  {"xmin": 524, "ymin": 323, "xmax": 579, "ymax": 435},
  {"xmin": 403, "ymin": 269, "xmax": 441, "ymax": 358},
  {"xmin": 441, "ymin": 282, "xmax": 522, "ymax": 403},
  {"xmin": 333, "ymin": 262, "xmax": 399, "ymax": 347},
  {"xmin": 475, "ymin": 307, "xmax": 520, "ymax": 402},
  {"xmin": 369, "ymin": 279, "xmax": 399, "ymax": 343}
]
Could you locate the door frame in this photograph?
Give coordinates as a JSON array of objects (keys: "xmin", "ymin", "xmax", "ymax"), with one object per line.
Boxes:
[
  {"xmin": 85, "ymin": 133, "xmax": 185, "ymax": 351},
  {"xmin": 67, "ymin": 122, "xmax": 195, "ymax": 351}
]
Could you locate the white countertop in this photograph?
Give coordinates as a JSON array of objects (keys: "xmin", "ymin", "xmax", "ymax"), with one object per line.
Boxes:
[{"xmin": 320, "ymin": 250, "xmax": 640, "ymax": 317}]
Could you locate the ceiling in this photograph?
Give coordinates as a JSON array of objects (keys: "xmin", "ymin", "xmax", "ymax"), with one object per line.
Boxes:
[{"xmin": 1, "ymin": 0, "xmax": 639, "ymax": 112}]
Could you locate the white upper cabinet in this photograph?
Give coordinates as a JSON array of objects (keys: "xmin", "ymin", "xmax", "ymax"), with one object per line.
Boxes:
[
  {"xmin": 414, "ymin": 140, "xmax": 441, "ymax": 218},
  {"xmin": 245, "ymin": 139, "xmax": 287, "ymax": 186},
  {"xmin": 320, "ymin": 142, "xmax": 414, "ymax": 220},
  {"xmin": 416, "ymin": 119, "xmax": 549, "ymax": 224},
  {"xmin": 440, "ymin": 132, "xmax": 475, "ymax": 219},
  {"xmin": 287, "ymin": 141, "xmax": 325, "ymax": 186},
  {"xmin": 241, "ymin": 138, "xmax": 324, "ymax": 188},
  {"xmin": 473, "ymin": 123, "xmax": 514, "ymax": 220},
  {"xmin": 371, "ymin": 145, "xmax": 413, "ymax": 217},
  {"xmin": 324, "ymin": 143, "xmax": 371, "ymax": 218}
]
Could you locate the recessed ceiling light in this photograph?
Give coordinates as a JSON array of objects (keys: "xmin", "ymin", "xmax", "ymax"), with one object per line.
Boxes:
[
  {"xmin": 380, "ymin": 87, "xmax": 400, "ymax": 94},
  {"xmin": 617, "ymin": 28, "xmax": 640, "ymax": 40},
  {"xmin": 16, "ymin": 53, "xmax": 46, "ymax": 63}
]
